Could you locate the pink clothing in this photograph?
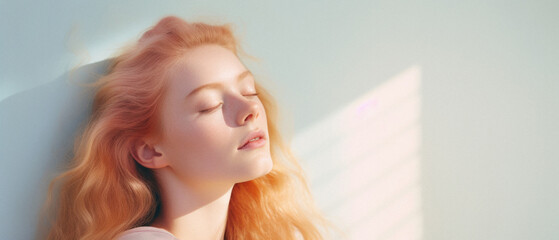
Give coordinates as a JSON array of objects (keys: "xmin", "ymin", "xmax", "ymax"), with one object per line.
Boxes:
[{"xmin": 117, "ymin": 226, "xmax": 178, "ymax": 240}]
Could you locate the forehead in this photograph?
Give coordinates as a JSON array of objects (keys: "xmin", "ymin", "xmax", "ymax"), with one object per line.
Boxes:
[{"xmin": 167, "ymin": 45, "xmax": 247, "ymax": 92}]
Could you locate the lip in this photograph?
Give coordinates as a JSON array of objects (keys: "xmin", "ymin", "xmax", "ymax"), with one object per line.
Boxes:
[{"xmin": 238, "ymin": 129, "xmax": 267, "ymax": 150}]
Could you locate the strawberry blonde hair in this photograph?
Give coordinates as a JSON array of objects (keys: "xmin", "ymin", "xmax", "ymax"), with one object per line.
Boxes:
[{"xmin": 41, "ymin": 16, "xmax": 329, "ymax": 240}]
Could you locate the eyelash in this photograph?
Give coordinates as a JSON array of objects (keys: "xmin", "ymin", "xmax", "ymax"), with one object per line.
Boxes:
[
  {"xmin": 199, "ymin": 92, "xmax": 259, "ymax": 113},
  {"xmin": 245, "ymin": 92, "xmax": 259, "ymax": 97}
]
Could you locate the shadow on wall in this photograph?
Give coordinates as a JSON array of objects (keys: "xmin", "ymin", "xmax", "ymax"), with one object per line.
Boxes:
[{"xmin": 0, "ymin": 60, "xmax": 111, "ymax": 239}]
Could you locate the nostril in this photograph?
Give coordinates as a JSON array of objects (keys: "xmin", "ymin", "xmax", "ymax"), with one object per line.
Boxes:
[
  {"xmin": 245, "ymin": 111, "xmax": 260, "ymax": 122},
  {"xmin": 245, "ymin": 113, "xmax": 254, "ymax": 122},
  {"xmin": 240, "ymin": 102, "xmax": 259, "ymax": 125}
]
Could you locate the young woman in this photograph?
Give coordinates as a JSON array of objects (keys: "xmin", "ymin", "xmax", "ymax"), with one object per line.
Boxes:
[{"xmin": 43, "ymin": 16, "xmax": 328, "ymax": 240}]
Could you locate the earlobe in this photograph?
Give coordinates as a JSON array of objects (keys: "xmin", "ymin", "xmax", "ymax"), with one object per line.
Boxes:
[{"xmin": 134, "ymin": 140, "xmax": 168, "ymax": 169}]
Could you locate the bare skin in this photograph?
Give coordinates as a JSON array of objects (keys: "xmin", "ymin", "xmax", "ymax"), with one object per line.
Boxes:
[{"xmin": 134, "ymin": 44, "xmax": 273, "ymax": 240}]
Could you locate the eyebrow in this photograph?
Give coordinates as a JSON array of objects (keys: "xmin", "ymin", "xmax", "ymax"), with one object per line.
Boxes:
[{"xmin": 185, "ymin": 70, "xmax": 253, "ymax": 98}]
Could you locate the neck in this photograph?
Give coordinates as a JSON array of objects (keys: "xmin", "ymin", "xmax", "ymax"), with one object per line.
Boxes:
[{"xmin": 150, "ymin": 169, "xmax": 234, "ymax": 240}]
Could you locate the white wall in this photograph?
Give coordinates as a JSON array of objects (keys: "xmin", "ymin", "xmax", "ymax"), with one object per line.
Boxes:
[{"xmin": 1, "ymin": 1, "xmax": 558, "ymax": 239}]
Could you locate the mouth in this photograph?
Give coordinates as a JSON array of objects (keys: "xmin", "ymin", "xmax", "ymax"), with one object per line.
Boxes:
[{"xmin": 238, "ymin": 129, "xmax": 267, "ymax": 150}]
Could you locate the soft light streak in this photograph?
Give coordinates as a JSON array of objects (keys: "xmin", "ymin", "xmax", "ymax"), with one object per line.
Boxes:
[{"xmin": 292, "ymin": 66, "xmax": 423, "ymax": 239}]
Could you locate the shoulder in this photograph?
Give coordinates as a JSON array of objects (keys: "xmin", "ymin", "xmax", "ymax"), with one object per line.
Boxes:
[{"xmin": 117, "ymin": 226, "xmax": 178, "ymax": 240}]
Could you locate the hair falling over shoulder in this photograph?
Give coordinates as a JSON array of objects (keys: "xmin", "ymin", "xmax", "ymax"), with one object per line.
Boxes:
[{"xmin": 40, "ymin": 16, "xmax": 331, "ymax": 240}]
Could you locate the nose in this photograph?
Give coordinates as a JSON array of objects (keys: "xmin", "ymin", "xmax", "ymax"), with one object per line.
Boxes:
[{"xmin": 237, "ymin": 98, "xmax": 260, "ymax": 126}]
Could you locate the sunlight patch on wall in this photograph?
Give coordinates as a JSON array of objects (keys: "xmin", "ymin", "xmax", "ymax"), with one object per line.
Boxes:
[
  {"xmin": 0, "ymin": 81, "xmax": 15, "ymax": 103},
  {"xmin": 292, "ymin": 65, "xmax": 422, "ymax": 240}
]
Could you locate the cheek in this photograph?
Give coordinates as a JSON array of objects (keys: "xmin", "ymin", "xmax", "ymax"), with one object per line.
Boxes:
[
  {"xmin": 163, "ymin": 116, "xmax": 233, "ymax": 168},
  {"xmin": 259, "ymin": 102, "xmax": 269, "ymax": 126}
]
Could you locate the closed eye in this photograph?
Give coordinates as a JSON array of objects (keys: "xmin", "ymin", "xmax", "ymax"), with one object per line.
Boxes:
[
  {"xmin": 200, "ymin": 103, "xmax": 223, "ymax": 113},
  {"xmin": 199, "ymin": 93, "xmax": 258, "ymax": 113},
  {"xmin": 244, "ymin": 92, "xmax": 259, "ymax": 97}
]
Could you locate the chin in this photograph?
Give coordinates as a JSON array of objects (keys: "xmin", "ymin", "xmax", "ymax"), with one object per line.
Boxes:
[
  {"xmin": 237, "ymin": 156, "xmax": 273, "ymax": 183},
  {"xmin": 258, "ymin": 155, "xmax": 274, "ymax": 175}
]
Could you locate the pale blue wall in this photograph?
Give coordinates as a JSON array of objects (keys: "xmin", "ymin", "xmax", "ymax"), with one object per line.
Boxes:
[{"xmin": 1, "ymin": 1, "xmax": 558, "ymax": 239}]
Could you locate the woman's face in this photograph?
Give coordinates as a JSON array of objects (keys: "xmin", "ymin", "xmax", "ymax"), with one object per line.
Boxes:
[{"xmin": 155, "ymin": 44, "xmax": 273, "ymax": 185}]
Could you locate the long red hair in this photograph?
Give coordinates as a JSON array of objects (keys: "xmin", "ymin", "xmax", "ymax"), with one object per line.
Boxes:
[{"xmin": 42, "ymin": 16, "xmax": 329, "ymax": 240}]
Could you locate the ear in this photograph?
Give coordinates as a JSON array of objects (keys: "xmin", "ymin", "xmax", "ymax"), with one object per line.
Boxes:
[{"xmin": 134, "ymin": 140, "xmax": 169, "ymax": 169}]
